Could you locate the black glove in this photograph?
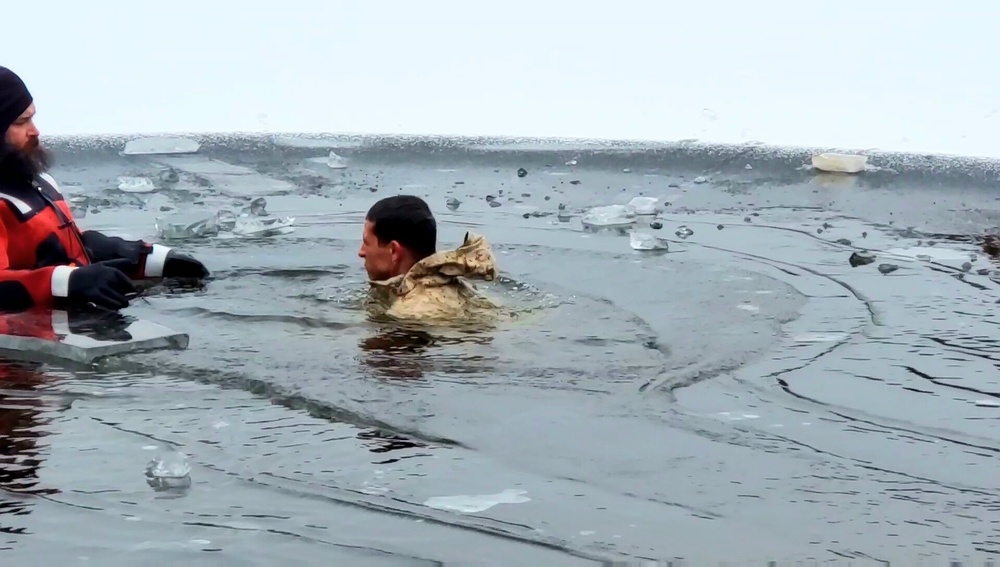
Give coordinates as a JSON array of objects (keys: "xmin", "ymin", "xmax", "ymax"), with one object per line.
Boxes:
[
  {"xmin": 80, "ymin": 230, "xmax": 146, "ymax": 266},
  {"xmin": 67, "ymin": 259, "xmax": 138, "ymax": 310},
  {"xmin": 162, "ymin": 251, "xmax": 209, "ymax": 279},
  {"xmin": 66, "ymin": 307, "xmax": 134, "ymax": 342}
]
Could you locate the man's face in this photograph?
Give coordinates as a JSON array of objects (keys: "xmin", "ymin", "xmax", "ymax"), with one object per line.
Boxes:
[
  {"xmin": 4, "ymin": 103, "xmax": 40, "ymax": 154},
  {"xmin": 359, "ymin": 220, "xmax": 399, "ymax": 281}
]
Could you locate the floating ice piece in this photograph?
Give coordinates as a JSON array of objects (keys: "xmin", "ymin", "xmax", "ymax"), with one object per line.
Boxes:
[
  {"xmin": 232, "ymin": 216, "xmax": 296, "ymax": 237},
  {"xmin": 327, "ymin": 151, "xmax": 348, "ymax": 169},
  {"xmin": 155, "ymin": 215, "xmax": 220, "ymax": 241},
  {"xmin": 0, "ymin": 309, "xmax": 188, "ymax": 365},
  {"xmin": 810, "ymin": 152, "xmax": 868, "ymax": 174},
  {"xmin": 423, "ymin": 489, "xmax": 530, "ymax": 513},
  {"xmin": 215, "ymin": 209, "xmax": 237, "ymax": 232},
  {"xmin": 626, "ymin": 196, "xmax": 660, "ymax": 215},
  {"xmin": 674, "ymin": 225, "xmax": 694, "ymax": 239},
  {"xmin": 974, "ymin": 400, "xmax": 1000, "ymax": 408},
  {"xmin": 123, "ymin": 136, "xmax": 200, "ymax": 156},
  {"xmin": 145, "ymin": 448, "xmax": 192, "ymax": 491},
  {"xmin": 630, "ymin": 232, "xmax": 669, "ymax": 251},
  {"xmin": 581, "ymin": 205, "xmax": 635, "ymax": 227},
  {"xmin": 240, "ymin": 197, "xmax": 268, "ymax": 217},
  {"xmin": 117, "ymin": 176, "xmax": 156, "ymax": 193}
]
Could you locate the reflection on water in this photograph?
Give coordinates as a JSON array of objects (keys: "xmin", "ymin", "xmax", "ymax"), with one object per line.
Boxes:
[
  {"xmin": 359, "ymin": 327, "xmax": 437, "ymax": 380},
  {"xmin": 360, "ymin": 327, "xmax": 438, "ymax": 353},
  {"xmin": 359, "ymin": 324, "xmax": 498, "ymax": 380},
  {"xmin": 0, "ymin": 360, "xmax": 59, "ymax": 542}
]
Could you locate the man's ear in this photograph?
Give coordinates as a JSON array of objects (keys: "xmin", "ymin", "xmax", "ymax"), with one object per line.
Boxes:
[{"xmin": 389, "ymin": 240, "xmax": 404, "ymax": 262}]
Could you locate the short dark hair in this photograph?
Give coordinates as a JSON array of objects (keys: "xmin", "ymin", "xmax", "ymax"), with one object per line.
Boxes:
[{"xmin": 365, "ymin": 195, "xmax": 437, "ymax": 260}]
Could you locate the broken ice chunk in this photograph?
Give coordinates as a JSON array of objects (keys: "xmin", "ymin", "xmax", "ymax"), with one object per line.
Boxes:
[
  {"xmin": 155, "ymin": 214, "xmax": 220, "ymax": 241},
  {"xmin": 327, "ymin": 151, "xmax": 348, "ymax": 169},
  {"xmin": 144, "ymin": 447, "xmax": 192, "ymax": 492},
  {"xmin": 626, "ymin": 196, "xmax": 660, "ymax": 215},
  {"xmin": 117, "ymin": 176, "xmax": 156, "ymax": 193},
  {"xmin": 878, "ymin": 263, "xmax": 899, "ymax": 275},
  {"xmin": 630, "ymin": 232, "xmax": 669, "ymax": 251},
  {"xmin": 215, "ymin": 209, "xmax": 237, "ymax": 232},
  {"xmin": 581, "ymin": 205, "xmax": 635, "ymax": 227},
  {"xmin": 239, "ymin": 197, "xmax": 268, "ymax": 217},
  {"xmin": 811, "ymin": 153, "xmax": 868, "ymax": 174},
  {"xmin": 232, "ymin": 216, "xmax": 296, "ymax": 237},
  {"xmin": 849, "ymin": 251, "xmax": 875, "ymax": 267}
]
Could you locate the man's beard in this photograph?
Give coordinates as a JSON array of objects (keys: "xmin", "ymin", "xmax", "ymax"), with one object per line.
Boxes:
[
  {"xmin": 0, "ymin": 138, "xmax": 52, "ymax": 181},
  {"xmin": 21, "ymin": 138, "xmax": 51, "ymax": 174}
]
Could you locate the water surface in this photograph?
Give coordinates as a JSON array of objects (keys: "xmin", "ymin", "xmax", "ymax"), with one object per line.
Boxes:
[{"xmin": 2, "ymin": 135, "xmax": 999, "ymax": 564}]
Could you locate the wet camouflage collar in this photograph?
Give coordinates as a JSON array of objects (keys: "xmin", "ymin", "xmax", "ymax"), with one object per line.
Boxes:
[{"xmin": 370, "ymin": 231, "xmax": 498, "ymax": 296}]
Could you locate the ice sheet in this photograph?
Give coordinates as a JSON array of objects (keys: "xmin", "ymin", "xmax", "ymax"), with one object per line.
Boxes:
[
  {"xmin": 0, "ymin": 310, "xmax": 189, "ymax": 365},
  {"xmin": 123, "ymin": 136, "xmax": 201, "ymax": 156},
  {"xmin": 152, "ymin": 156, "xmax": 295, "ymax": 196}
]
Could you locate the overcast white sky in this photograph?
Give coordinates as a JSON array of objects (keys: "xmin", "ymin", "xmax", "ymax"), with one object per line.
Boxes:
[{"xmin": 9, "ymin": 0, "xmax": 1000, "ymax": 157}]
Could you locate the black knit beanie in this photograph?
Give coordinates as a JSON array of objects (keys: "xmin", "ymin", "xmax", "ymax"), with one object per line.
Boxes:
[{"xmin": 0, "ymin": 67, "xmax": 33, "ymax": 135}]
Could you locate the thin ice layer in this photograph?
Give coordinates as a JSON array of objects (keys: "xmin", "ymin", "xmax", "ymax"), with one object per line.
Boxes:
[{"xmin": 0, "ymin": 310, "xmax": 189, "ymax": 364}]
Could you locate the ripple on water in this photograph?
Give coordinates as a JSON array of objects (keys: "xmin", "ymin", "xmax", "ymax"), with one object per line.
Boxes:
[
  {"xmin": 668, "ymin": 210, "xmax": 1000, "ymax": 555},
  {"xmin": 0, "ymin": 364, "xmax": 593, "ymax": 565},
  {"xmin": 68, "ymin": 227, "xmax": 818, "ymax": 561},
  {"xmin": 131, "ymin": 234, "xmax": 808, "ymax": 398}
]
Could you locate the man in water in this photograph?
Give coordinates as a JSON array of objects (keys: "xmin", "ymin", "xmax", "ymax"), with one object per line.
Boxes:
[
  {"xmin": 359, "ymin": 195, "xmax": 499, "ymax": 322},
  {"xmin": 0, "ymin": 66, "xmax": 208, "ymax": 312}
]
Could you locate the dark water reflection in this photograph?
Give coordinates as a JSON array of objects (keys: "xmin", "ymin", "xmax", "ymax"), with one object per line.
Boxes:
[
  {"xmin": 359, "ymin": 324, "xmax": 501, "ymax": 381},
  {"xmin": 360, "ymin": 327, "xmax": 445, "ymax": 381},
  {"xmin": 0, "ymin": 361, "xmax": 61, "ymax": 544}
]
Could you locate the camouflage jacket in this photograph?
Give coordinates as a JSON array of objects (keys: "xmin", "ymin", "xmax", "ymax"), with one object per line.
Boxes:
[{"xmin": 366, "ymin": 232, "xmax": 501, "ymax": 324}]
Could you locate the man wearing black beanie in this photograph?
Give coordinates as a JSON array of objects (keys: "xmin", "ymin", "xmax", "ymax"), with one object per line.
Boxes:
[{"xmin": 0, "ymin": 66, "xmax": 209, "ymax": 312}]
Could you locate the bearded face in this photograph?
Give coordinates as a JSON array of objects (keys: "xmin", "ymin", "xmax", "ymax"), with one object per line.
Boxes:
[{"xmin": 2, "ymin": 103, "xmax": 51, "ymax": 179}]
